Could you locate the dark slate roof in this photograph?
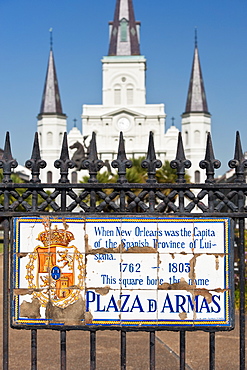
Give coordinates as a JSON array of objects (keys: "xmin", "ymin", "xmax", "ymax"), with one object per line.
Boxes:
[
  {"xmin": 39, "ymin": 49, "xmax": 64, "ymax": 115},
  {"xmin": 184, "ymin": 46, "xmax": 209, "ymax": 114},
  {"xmin": 108, "ymin": 0, "xmax": 140, "ymax": 56}
]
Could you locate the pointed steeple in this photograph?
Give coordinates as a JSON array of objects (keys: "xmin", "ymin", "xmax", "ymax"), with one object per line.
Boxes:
[
  {"xmin": 184, "ymin": 31, "xmax": 209, "ymax": 114},
  {"xmin": 39, "ymin": 31, "xmax": 65, "ymax": 116},
  {"xmin": 108, "ymin": 0, "xmax": 140, "ymax": 56}
]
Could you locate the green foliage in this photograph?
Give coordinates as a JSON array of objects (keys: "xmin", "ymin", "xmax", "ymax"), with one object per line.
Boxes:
[
  {"xmin": 126, "ymin": 157, "xmax": 147, "ymax": 183},
  {"xmin": 80, "ymin": 158, "xmax": 186, "ymax": 210},
  {"xmin": 234, "ymin": 286, "xmax": 247, "ymax": 309},
  {"xmin": 156, "ymin": 161, "xmax": 177, "ymax": 183},
  {"xmin": 233, "ymin": 228, "xmax": 247, "ymax": 309},
  {"xmin": 0, "ymin": 170, "xmax": 29, "ymax": 211},
  {"xmin": 156, "ymin": 160, "xmax": 190, "ymax": 183},
  {"xmin": 0, "ymin": 170, "xmax": 52, "ymax": 211},
  {"xmin": 0, "ymin": 170, "xmax": 24, "ymax": 184},
  {"xmin": 81, "ymin": 157, "xmax": 190, "ymax": 184},
  {"xmin": 82, "ymin": 171, "xmax": 113, "ymax": 184}
]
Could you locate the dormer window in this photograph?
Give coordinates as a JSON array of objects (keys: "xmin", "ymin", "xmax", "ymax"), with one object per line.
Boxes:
[{"xmin": 120, "ymin": 18, "xmax": 128, "ymax": 42}]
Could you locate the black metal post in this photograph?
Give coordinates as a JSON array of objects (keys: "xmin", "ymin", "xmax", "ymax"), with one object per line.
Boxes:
[
  {"xmin": 31, "ymin": 329, "xmax": 37, "ymax": 370},
  {"xmin": 60, "ymin": 330, "xmax": 66, "ymax": 370},
  {"xmin": 180, "ymin": 331, "xmax": 186, "ymax": 370},
  {"xmin": 150, "ymin": 331, "xmax": 155, "ymax": 370},
  {"xmin": 209, "ymin": 332, "xmax": 215, "ymax": 370},
  {"xmin": 239, "ymin": 218, "xmax": 245, "ymax": 370},
  {"xmin": 3, "ymin": 218, "xmax": 9, "ymax": 370},
  {"xmin": 121, "ymin": 330, "xmax": 126, "ymax": 370},
  {"xmin": 90, "ymin": 330, "xmax": 96, "ymax": 370}
]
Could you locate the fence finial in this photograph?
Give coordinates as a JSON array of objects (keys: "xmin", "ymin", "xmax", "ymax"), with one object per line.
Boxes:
[
  {"xmin": 0, "ymin": 132, "xmax": 18, "ymax": 183},
  {"xmin": 112, "ymin": 132, "xmax": 132, "ymax": 183},
  {"xmin": 200, "ymin": 132, "xmax": 221, "ymax": 183},
  {"xmin": 54, "ymin": 132, "xmax": 75, "ymax": 183},
  {"xmin": 170, "ymin": 132, "xmax": 191, "ymax": 183},
  {"xmin": 142, "ymin": 131, "xmax": 162, "ymax": 183},
  {"xmin": 25, "ymin": 132, "xmax": 46, "ymax": 183},
  {"xmin": 81, "ymin": 132, "xmax": 104, "ymax": 183},
  {"xmin": 228, "ymin": 131, "xmax": 247, "ymax": 183}
]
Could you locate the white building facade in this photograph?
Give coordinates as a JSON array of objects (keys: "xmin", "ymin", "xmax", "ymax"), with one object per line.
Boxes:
[
  {"xmin": 81, "ymin": 0, "xmax": 178, "ymax": 163},
  {"xmin": 38, "ymin": 0, "xmax": 211, "ymax": 183}
]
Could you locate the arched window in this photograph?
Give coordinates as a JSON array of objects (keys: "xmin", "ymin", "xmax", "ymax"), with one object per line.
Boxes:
[
  {"xmin": 195, "ymin": 170, "xmax": 200, "ymax": 183},
  {"xmin": 47, "ymin": 171, "xmax": 52, "ymax": 183},
  {"xmin": 120, "ymin": 18, "xmax": 128, "ymax": 42},
  {"xmin": 185, "ymin": 131, "xmax": 189, "ymax": 145},
  {"xmin": 127, "ymin": 87, "xmax": 134, "ymax": 105},
  {"xmin": 47, "ymin": 132, "xmax": 53, "ymax": 146},
  {"xmin": 59, "ymin": 132, "xmax": 63, "ymax": 145},
  {"xmin": 114, "ymin": 88, "xmax": 121, "ymax": 105},
  {"xmin": 194, "ymin": 130, "xmax": 200, "ymax": 144},
  {"xmin": 71, "ymin": 171, "xmax": 78, "ymax": 184},
  {"xmin": 39, "ymin": 132, "xmax": 42, "ymax": 146}
]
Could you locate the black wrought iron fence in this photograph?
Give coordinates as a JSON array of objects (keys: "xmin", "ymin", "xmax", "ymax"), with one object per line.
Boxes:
[{"xmin": 0, "ymin": 130, "xmax": 246, "ymax": 370}]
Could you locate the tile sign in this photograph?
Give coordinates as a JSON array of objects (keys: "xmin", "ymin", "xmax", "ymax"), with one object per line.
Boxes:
[{"xmin": 12, "ymin": 216, "xmax": 234, "ymax": 330}]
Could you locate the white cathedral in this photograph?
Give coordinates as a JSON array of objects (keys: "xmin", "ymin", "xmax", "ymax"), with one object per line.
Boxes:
[{"xmin": 37, "ymin": 0, "xmax": 211, "ymax": 184}]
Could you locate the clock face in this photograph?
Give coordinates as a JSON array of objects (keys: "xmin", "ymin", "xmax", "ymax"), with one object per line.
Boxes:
[{"xmin": 117, "ymin": 117, "xmax": 130, "ymax": 131}]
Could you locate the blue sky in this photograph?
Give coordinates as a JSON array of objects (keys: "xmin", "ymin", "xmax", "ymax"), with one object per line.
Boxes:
[{"xmin": 0, "ymin": 0, "xmax": 247, "ymax": 175}]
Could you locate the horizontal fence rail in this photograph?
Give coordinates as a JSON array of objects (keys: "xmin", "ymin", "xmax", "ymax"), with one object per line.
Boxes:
[{"xmin": 0, "ymin": 130, "xmax": 246, "ymax": 369}]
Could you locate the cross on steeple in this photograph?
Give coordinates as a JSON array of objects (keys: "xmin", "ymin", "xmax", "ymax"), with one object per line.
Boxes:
[
  {"xmin": 195, "ymin": 27, "xmax": 198, "ymax": 48},
  {"xmin": 73, "ymin": 118, "xmax": 77, "ymax": 128},
  {"xmin": 49, "ymin": 28, "xmax": 53, "ymax": 50}
]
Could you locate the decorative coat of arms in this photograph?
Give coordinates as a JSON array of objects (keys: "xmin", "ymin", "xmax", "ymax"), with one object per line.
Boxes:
[{"xmin": 25, "ymin": 221, "xmax": 85, "ymax": 309}]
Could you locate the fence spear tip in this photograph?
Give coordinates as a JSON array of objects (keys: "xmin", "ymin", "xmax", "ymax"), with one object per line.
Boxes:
[
  {"xmin": 175, "ymin": 132, "xmax": 186, "ymax": 161},
  {"xmin": 60, "ymin": 132, "xmax": 70, "ymax": 161},
  {"xmin": 30, "ymin": 132, "xmax": 41, "ymax": 161},
  {"xmin": 3, "ymin": 131, "xmax": 14, "ymax": 161},
  {"xmin": 234, "ymin": 131, "xmax": 244, "ymax": 162}
]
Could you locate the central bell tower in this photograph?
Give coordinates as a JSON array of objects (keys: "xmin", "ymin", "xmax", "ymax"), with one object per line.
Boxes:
[
  {"xmin": 103, "ymin": 0, "xmax": 146, "ymax": 107},
  {"xmin": 82, "ymin": 0, "xmax": 167, "ymax": 161}
]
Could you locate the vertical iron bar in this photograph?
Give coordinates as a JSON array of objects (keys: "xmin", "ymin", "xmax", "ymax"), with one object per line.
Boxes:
[
  {"xmin": 120, "ymin": 189, "xmax": 125, "ymax": 212},
  {"xmin": 60, "ymin": 189, "xmax": 66, "ymax": 212},
  {"xmin": 150, "ymin": 331, "xmax": 155, "ymax": 370},
  {"xmin": 209, "ymin": 332, "xmax": 215, "ymax": 370},
  {"xmin": 32, "ymin": 190, "xmax": 38, "ymax": 212},
  {"xmin": 90, "ymin": 330, "xmax": 96, "ymax": 370},
  {"xmin": 178, "ymin": 189, "xmax": 184, "ymax": 213},
  {"xmin": 239, "ymin": 218, "xmax": 245, "ymax": 370},
  {"xmin": 31, "ymin": 329, "xmax": 37, "ymax": 370},
  {"xmin": 90, "ymin": 190, "xmax": 96, "ymax": 213},
  {"xmin": 3, "ymin": 218, "xmax": 9, "ymax": 370},
  {"xmin": 121, "ymin": 330, "xmax": 126, "ymax": 370},
  {"xmin": 180, "ymin": 331, "xmax": 186, "ymax": 370},
  {"xmin": 60, "ymin": 330, "xmax": 66, "ymax": 370},
  {"xmin": 149, "ymin": 190, "xmax": 155, "ymax": 213},
  {"xmin": 208, "ymin": 190, "xmax": 214, "ymax": 213}
]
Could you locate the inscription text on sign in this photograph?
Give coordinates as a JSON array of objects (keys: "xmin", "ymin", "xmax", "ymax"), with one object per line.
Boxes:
[{"xmin": 12, "ymin": 216, "xmax": 234, "ymax": 330}]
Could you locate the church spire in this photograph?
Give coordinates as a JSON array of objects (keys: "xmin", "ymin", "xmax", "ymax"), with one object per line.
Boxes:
[
  {"xmin": 39, "ymin": 30, "xmax": 64, "ymax": 116},
  {"xmin": 184, "ymin": 31, "xmax": 209, "ymax": 114},
  {"xmin": 108, "ymin": 0, "xmax": 140, "ymax": 56}
]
